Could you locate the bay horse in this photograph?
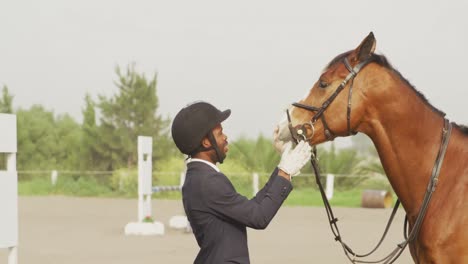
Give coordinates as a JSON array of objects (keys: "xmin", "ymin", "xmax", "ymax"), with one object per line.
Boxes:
[{"xmin": 275, "ymin": 32, "xmax": 468, "ymax": 263}]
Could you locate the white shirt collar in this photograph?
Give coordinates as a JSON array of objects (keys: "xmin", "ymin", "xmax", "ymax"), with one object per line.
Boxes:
[{"xmin": 187, "ymin": 158, "xmax": 220, "ymax": 172}]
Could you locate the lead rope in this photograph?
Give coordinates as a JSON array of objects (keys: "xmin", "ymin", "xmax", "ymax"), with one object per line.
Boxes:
[{"xmin": 310, "ymin": 119, "xmax": 452, "ymax": 263}]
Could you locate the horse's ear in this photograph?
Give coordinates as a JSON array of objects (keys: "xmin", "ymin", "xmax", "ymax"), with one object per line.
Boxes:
[{"xmin": 354, "ymin": 32, "xmax": 376, "ymax": 62}]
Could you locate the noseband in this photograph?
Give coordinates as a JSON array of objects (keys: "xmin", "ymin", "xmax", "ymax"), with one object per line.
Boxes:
[{"xmin": 287, "ymin": 57, "xmax": 374, "ymax": 142}]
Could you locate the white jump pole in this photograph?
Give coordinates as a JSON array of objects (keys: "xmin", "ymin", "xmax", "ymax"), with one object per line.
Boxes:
[{"xmin": 0, "ymin": 114, "xmax": 18, "ymax": 264}]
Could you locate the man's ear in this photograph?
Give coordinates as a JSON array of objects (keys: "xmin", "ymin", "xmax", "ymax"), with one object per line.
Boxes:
[{"xmin": 201, "ymin": 137, "xmax": 211, "ymax": 148}]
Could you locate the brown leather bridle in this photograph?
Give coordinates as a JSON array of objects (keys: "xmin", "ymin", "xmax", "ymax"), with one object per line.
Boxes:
[{"xmin": 287, "ymin": 57, "xmax": 374, "ymax": 143}]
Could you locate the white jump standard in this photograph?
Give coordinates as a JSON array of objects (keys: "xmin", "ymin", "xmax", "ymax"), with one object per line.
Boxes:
[
  {"xmin": 0, "ymin": 114, "xmax": 18, "ymax": 264},
  {"xmin": 124, "ymin": 136, "xmax": 165, "ymax": 235},
  {"xmin": 124, "ymin": 136, "xmax": 189, "ymax": 236}
]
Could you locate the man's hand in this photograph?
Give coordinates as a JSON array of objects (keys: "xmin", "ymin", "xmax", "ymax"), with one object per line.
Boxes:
[{"xmin": 278, "ymin": 141, "xmax": 312, "ymax": 177}]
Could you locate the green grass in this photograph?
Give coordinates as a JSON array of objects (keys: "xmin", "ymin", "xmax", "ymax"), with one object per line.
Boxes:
[
  {"xmin": 18, "ymin": 175, "xmax": 393, "ymax": 208},
  {"xmin": 19, "ymin": 176, "xmax": 116, "ymax": 197},
  {"xmin": 284, "ymin": 188, "xmax": 362, "ymax": 207}
]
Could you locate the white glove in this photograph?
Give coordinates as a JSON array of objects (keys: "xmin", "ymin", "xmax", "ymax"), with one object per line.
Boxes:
[{"xmin": 278, "ymin": 141, "xmax": 312, "ymax": 176}]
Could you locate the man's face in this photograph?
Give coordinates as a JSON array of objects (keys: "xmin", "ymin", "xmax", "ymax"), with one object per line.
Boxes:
[{"xmin": 212, "ymin": 123, "xmax": 229, "ymax": 159}]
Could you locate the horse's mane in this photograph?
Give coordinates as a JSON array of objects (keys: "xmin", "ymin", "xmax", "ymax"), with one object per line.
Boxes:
[
  {"xmin": 454, "ymin": 124, "xmax": 468, "ymax": 134},
  {"xmin": 326, "ymin": 51, "xmax": 468, "ymax": 135},
  {"xmin": 327, "ymin": 51, "xmax": 445, "ymax": 115}
]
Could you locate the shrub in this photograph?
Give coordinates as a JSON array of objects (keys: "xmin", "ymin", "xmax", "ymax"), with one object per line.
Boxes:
[{"xmin": 110, "ymin": 168, "xmax": 138, "ymax": 196}]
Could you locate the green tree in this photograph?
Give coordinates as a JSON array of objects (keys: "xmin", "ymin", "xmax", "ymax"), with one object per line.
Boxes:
[
  {"xmin": 227, "ymin": 134, "xmax": 280, "ymax": 173},
  {"xmin": 354, "ymin": 158, "xmax": 385, "ymax": 176},
  {"xmin": 80, "ymin": 94, "xmax": 101, "ymax": 170},
  {"xmin": 317, "ymin": 143, "xmax": 361, "ymax": 174},
  {"xmin": 55, "ymin": 114, "xmax": 81, "ymax": 169},
  {"xmin": 17, "ymin": 106, "xmax": 58, "ymax": 170},
  {"xmin": 351, "ymin": 133, "xmax": 385, "ymax": 177},
  {"xmin": 309, "ymin": 143, "xmax": 366, "ymax": 190},
  {"xmin": 94, "ymin": 64, "xmax": 174, "ymax": 170},
  {"xmin": 0, "ymin": 85, "xmax": 14, "ymax": 113},
  {"xmin": 16, "ymin": 105, "xmax": 81, "ymax": 171},
  {"xmin": 351, "ymin": 133, "xmax": 378, "ymax": 157}
]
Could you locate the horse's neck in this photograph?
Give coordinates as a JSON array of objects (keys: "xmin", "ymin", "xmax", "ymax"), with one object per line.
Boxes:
[{"xmin": 362, "ymin": 83, "xmax": 445, "ymax": 216}]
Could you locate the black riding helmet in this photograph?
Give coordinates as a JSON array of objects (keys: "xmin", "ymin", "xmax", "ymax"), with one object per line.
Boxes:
[{"xmin": 171, "ymin": 101, "xmax": 231, "ymax": 163}]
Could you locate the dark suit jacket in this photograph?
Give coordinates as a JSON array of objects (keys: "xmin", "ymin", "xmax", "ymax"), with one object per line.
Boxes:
[{"xmin": 182, "ymin": 161, "xmax": 293, "ymax": 264}]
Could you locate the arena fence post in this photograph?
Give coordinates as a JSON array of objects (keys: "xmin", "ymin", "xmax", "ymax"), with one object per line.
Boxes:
[
  {"xmin": 51, "ymin": 170, "xmax": 58, "ymax": 186},
  {"xmin": 325, "ymin": 173, "xmax": 334, "ymax": 200},
  {"xmin": 252, "ymin": 173, "xmax": 259, "ymax": 196}
]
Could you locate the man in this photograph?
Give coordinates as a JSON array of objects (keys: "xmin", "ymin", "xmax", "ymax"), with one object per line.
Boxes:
[{"xmin": 171, "ymin": 101, "xmax": 311, "ymax": 264}]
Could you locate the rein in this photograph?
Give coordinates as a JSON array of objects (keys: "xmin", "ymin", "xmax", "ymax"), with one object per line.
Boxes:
[{"xmin": 308, "ymin": 119, "xmax": 452, "ymax": 263}]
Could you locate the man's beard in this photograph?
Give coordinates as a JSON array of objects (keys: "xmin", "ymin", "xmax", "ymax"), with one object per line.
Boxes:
[{"xmin": 209, "ymin": 145, "xmax": 226, "ymax": 164}]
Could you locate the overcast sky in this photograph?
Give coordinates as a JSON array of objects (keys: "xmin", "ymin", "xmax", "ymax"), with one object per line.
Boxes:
[{"xmin": 1, "ymin": 0, "xmax": 467, "ymax": 143}]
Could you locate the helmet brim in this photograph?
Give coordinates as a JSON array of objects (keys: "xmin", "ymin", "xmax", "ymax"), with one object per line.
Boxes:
[{"xmin": 216, "ymin": 109, "xmax": 231, "ymax": 124}]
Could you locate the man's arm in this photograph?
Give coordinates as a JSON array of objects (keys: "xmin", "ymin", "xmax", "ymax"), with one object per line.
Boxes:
[
  {"xmin": 203, "ymin": 172, "xmax": 292, "ymax": 230},
  {"xmin": 251, "ymin": 168, "xmax": 290, "ymax": 203},
  {"xmin": 203, "ymin": 141, "xmax": 311, "ymax": 229},
  {"xmin": 252, "ymin": 141, "xmax": 310, "ymax": 203}
]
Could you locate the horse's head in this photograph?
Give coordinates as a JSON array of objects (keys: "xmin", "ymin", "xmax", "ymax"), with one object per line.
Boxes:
[{"xmin": 275, "ymin": 32, "xmax": 378, "ymax": 150}]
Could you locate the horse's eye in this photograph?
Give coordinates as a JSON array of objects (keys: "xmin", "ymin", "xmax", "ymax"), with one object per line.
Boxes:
[{"xmin": 319, "ymin": 80, "xmax": 328, "ymax": 89}]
